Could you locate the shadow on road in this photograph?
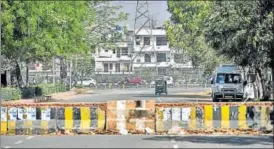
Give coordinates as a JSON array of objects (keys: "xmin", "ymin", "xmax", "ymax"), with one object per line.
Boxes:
[
  {"xmin": 143, "ymin": 136, "xmax": 273, "ymax": 146},
  {"xmin": 133, "ymin": 94, "xmax": 210, "ymax": 99}
]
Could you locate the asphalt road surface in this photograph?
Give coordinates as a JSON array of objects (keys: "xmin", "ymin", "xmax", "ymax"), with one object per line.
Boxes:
[
  {"xmin": 1, "ymin": 135, "xmax": 273, "ymax": 148},
  {"xmin": 55, "ymin": 87, "xmax": 212, "ymax": 103}
]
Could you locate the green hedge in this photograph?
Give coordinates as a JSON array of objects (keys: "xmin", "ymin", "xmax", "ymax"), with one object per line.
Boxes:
[
  {"xmin": 2, "ymin": 83, "xmax": 69, "ymax": 100},
  {"xmin": 0, "ymin": 87, "xmax": 21, "ymax": 101},
  {"xmin": 35, "ymin": 83, "xmax": 68, "ymax": 96}
]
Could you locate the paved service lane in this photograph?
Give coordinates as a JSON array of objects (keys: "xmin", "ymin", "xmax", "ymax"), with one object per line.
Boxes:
[
  {"xmin": 1, "ymin": 135, "xmax": 273, "ymax": 148},
  {"xmin": 55, "ymin": 88, "xmax": 211, "ymax": 103}
]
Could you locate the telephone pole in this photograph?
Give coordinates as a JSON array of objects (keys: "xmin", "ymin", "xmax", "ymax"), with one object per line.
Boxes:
[{"xmin": 129, "ymin": 1, "xmax": 157, "ymax": 75}]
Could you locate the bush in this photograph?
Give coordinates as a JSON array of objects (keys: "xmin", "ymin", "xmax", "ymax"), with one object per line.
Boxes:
[
  {"xmin": 20, "ymin": 83, "xmax": 69, "ymax": 98},
  {"xmin": 75, "ymin": 88, "xmax": 88, "ymax": 94},
  {"xmin": 1, "ymin": 87, "xmax": 21, "ymax": 101}
]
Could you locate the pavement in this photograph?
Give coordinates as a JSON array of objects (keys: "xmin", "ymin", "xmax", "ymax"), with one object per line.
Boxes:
[
  {"xmin": 54, "ymin": 87, "xmax": 212, "ymax": 103},
  {"xmin": 1, "ymin": 135, "xmax": 273, "ymax": 148}
]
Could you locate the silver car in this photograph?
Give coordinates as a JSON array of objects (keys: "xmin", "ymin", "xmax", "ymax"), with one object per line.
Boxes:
[{"xmin": 211, "ymin": 65, "xmax": 244, "ymax": 102}]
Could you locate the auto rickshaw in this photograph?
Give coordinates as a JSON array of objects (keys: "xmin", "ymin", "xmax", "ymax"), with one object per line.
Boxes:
[{"xmin": 155, "ymin": 79, "xmax": 167, "ymax": 95}]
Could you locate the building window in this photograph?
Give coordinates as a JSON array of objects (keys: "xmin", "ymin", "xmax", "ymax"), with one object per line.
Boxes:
[
  {"xmin": 145, "ymin": 54, "xmax": 151, "ymax": 62},
  {"xmin": 115, "ymin": 63, "xmax": 120, "ymax": 72},
  {"xmin": 157, "ymin": 53, "xmax": 166, "ymax": 62},
  {"xmin": 137, "ymin": 59, "xmax": 141, "ymax": 63},
  {"xmin": 158, "ymin": 68, "xmax": 167, "ymax": 75},
  {"xmin": 113, "ymin": 50, "xmax": 116, "ymax": 54},
  {"xmin": 136, "ymin": 36, "xmax": 141, "ymax": 45},
  {"xmin": 156, "ymin": 37, "xmax": 168, "ymax": 46},
  {"xmin": 104, "ymin": 63, "xmax": 108, "ymax": 72},
  {"xmin": 143, "ymin": 37, "xmax": 150, "ymax": 45},
  {"xmin": 109, "ymin": 63, "xmax": 113, "ymax": 70},
  {"xmin": 122, "ymin": 48, "xmax": 128, "ymax": 56},
  {"xmin": 124, "ymin": 63, "xmax": 130, "ymax": 72},
  {"xmin": 117, "ymin": 49, "xmax": 120, "ymax": 58}
]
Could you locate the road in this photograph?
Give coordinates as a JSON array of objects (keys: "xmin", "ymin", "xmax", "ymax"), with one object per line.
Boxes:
[
  {"xmin": 1, "ymin": 135, "xmax": 273, "ymax": 148},
  {"xmin": 55, "ymin": 87, "xmax": 212, "ymax": 103}
]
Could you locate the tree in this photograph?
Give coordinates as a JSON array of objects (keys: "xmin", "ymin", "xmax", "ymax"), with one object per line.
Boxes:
[
  {"xmin": 84, "ymin": 1, "xmax": 129, "ymax": 51},
  {"xmin": 164, "ymin": 1, "xmax": 229, "ymax": 76},
  {"xmin": 203, "ymin": 0, "xmax": 273, "ymax": 99},
  {"xmin": 1, "ymin": 1, "xmax": 90, "ymax": 86}
]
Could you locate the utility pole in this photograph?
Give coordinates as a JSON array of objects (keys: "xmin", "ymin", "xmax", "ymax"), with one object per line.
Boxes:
[{"xmin": 129, "ymin": 1, "xmax": 157, "ymax": 76}]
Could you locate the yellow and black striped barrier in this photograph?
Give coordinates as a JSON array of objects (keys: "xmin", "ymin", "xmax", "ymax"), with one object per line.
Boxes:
[
  {"xmin": 1, "ymin": 103, "xmax": 106, "ymax": 135},
  {"xmin": 155, "ymin": 102, "xmax": 273, "ymax": 132},
  {"xmin": 1, "ymin": 101, "xmax": 273, "ymax": 135}
]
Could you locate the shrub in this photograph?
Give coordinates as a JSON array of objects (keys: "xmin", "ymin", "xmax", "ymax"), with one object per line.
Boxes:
[{"xmin": 1, "ymin": 87, "xmax": 21, "ymax": 101}]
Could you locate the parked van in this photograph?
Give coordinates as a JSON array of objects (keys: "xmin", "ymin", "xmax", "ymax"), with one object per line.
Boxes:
[{"xmin": 210, "ymin": 64, "xmax": 245, "ymax": 102}]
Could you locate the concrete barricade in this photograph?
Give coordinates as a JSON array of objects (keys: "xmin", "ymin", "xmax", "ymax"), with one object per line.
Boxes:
[
  {"xmin": 155, "ymin": 102, "xmax": 273, "ymax": 133},
  {"xmin": 106, "ymin": 100, "xmax": 155, "ymax": 134},
  {"xmin": 1, "ymin": 101, "xmax": 273, "ymax": 135},
  {"xmin": 1, "ymin": 103, "xmax": 106, "ymax": 135}
]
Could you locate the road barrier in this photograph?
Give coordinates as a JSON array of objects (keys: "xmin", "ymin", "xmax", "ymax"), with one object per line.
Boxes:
[
  {"xmin": 1, "ymin": 103, "xmax": 106, "ymax": 135},
  {"xmin": 155, "ymin": 102, "xmax": 273, "ymax": 133},
  {"xmin": 106, "ymin": 100, "xmax": 155, "ymax": 134},
  {"xmin": 1, "ymin": 101, "xmax": 273, "ymax": 135}
]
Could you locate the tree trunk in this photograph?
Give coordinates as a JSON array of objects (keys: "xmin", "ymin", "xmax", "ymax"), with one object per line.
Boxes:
[
  {"xmin": 15, "ymin": 61, "xmax": 24, "ymax": 88},
  {"xmin": 255, "ymin": 67, "xmax": 265, "ymax": 99},
  {"xmin": 26, "ymin": 63, "xmax": 29, "ymax": 87},
  {"xmin": 81, "ymin": 71, "xmax": 83, "ymax": 85},
  {"xmin": 60, "ymin": 57, "xmax": 67, "ymax": 84},
  {"xmin": 272, "ymin": 66, "xmax": 274, "ymax": 99}
]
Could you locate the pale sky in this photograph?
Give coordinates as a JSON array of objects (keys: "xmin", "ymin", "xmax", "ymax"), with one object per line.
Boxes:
[{"xmin": 112, "ymin": 1, "xmax": 171, "ymax": 29}]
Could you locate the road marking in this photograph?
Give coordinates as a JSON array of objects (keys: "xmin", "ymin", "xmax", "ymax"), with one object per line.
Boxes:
[
  {"xmin": 2, "ymin": 146, "xmax": 11, "ymax": 148},
  {"xmin": 171, "ymin": 139, "xmax": 176, "ymax": 143},
  {"xmin": 14, "ymin": 141, "xmax": 23, "ymax": 145},
  {"xmin": 173, "ymin": 144, "xmax": 178, "ymax": 148},
  {"xmin": 26, "ymin": 136, "xmax": 34, "ymax": 140}
]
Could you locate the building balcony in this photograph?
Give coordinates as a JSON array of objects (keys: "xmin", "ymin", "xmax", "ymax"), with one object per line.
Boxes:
[
  {"xmin": 171, "ymin": 62, "xmax": 193, "ymax": 68},
  {"xmin": 95, "ymin": 71, "xmax": 133, "ymax": 75},
  {"xmin": 133, "ymin": 62, "xmax": 171, "ymax": 68},
  {"xmin": 98, "ymin": 53, "xmax": 112, "ymax": 58},
  {"xmin": 134, "ymin": 46, "xmax": 171, "ymax": 52},
  {"xmin": 95, "ymin": 55, "xmax": 131, "ymax": 62}
]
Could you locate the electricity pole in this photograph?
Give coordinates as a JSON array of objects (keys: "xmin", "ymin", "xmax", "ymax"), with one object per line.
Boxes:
[{"xmin": 129, "ymin": 1, "xmax": 157, "ymax": 75}]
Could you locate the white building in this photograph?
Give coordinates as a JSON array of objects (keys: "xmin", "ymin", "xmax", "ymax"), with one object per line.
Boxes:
[
  {"xmin": 132, "ymin": 28, "xmax": 192, "ymax": 75},
  {"xmin": 94, "ymin": 28, "xmax": 193, "ymax": 76},
  {"xmin": 94, "ymin": 28, "xmax": 134, "ymax": 75}
]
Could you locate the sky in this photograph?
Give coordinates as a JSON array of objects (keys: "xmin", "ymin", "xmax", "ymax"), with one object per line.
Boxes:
[{"xmin": 111, "ymin": 1, "xmax": 171, "ymax": 30}]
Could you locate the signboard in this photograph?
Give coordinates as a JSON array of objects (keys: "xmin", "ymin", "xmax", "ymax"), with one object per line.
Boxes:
[
  {"xmin": 1, "ymin": 107, "xmax": 7, "ymax": 121},
  {"xmin": 172, "ymin": 108, "xmax": 181, "ymax": 121},
  {"xmin": 181, "ymin": 108, "xmax": 191, "ymax": 122},
  {"xmin": 8, "ymin": 107, "xmax": 18, "ymax": 120},
  {"xmin": 27, "ymin": 108, "xmax": 36, "ymax": 120},
  {"xmin": 17, "ymin": 107, "xmax": 25, "ymax": 120},
  {"xmin": 41, "ymin": 108, "xmax": 51, "ymax": 121}
]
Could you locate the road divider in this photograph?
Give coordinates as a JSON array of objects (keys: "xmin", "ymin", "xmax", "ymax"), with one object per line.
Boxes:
[
  {"xmin": 1, "ymin": 103, "xmax": 106, "ymax": 135},
  {"xmin": 1, "ymin": 101, "xmax": 273, "ymax": 135},
  {"xmin": 155, "ymin": 102, "xmax": 273, "ymax": 133}
]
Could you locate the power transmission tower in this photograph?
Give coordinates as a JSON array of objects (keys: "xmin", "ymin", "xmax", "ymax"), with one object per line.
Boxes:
[{"xmin": 129, "ymin": 1, "xmax": 157, "ymax": 76}]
